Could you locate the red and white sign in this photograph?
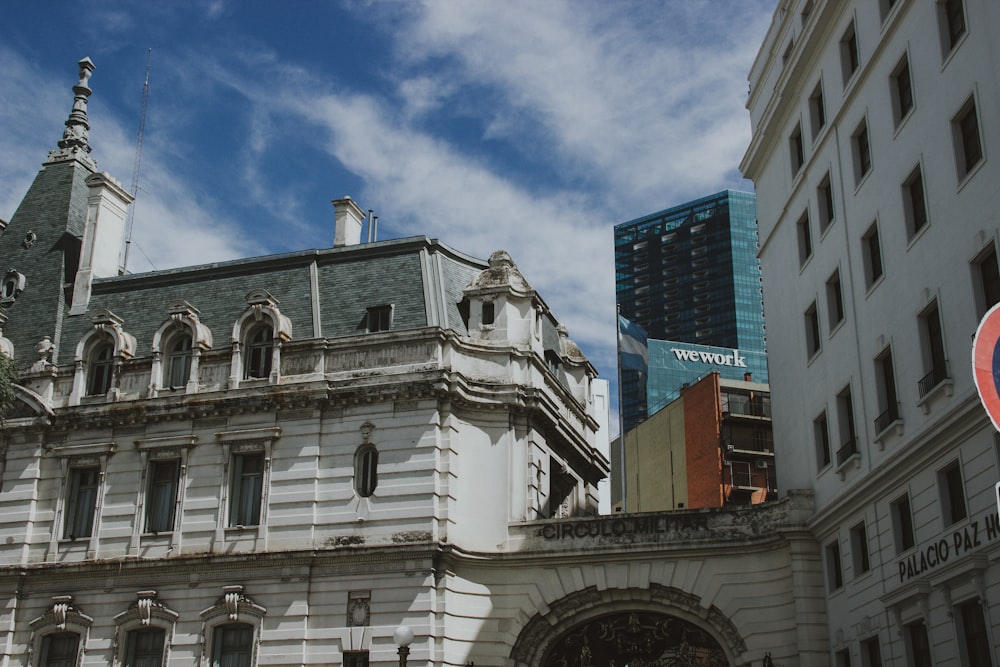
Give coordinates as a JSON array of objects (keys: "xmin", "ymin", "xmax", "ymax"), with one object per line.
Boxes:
[{"xmin": 972, "ymin": 303, "xmax": 1000, "ymax": 432}]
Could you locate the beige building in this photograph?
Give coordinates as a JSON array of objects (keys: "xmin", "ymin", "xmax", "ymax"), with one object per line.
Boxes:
[
  {"xmin": 742, "ymin": 0, "xmax": 1000, "ymax": 664},
  {"xmin": 0, "ymin": 57, "xmax": 828, "ymax": 667}
]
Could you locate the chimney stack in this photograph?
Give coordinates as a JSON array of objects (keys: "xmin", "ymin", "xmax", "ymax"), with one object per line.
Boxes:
[{"xmin": 332, "ymin": 196, "xmax": 366, "ymax": 247}]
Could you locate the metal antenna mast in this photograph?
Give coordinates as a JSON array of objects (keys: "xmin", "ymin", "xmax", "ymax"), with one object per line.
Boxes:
[{"xmin": 120, "ymin": 48, "xmax": 152, "ymax": 275}]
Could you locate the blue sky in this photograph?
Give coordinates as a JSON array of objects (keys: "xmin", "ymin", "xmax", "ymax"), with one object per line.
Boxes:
[{"xmin": 1, "ymin": 1, "xmax": 775, "ymax": 433}]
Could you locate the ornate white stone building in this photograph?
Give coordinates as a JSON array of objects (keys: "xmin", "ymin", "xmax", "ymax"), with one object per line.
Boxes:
[
  {"xmin": 0, "ymin": 58, "xmax": 827, "ymax": 667},
  {"xmin": 742, "ymin": 0, "xmax": 1000, "ymax": 664}
]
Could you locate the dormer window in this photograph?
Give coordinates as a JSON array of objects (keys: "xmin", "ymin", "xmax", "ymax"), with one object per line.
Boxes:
[
  {"xmin": 482, "ymin": 302, "xmax": 495, "ymax": 326},
  {"xmin": 165, "ymin": 335, "xmax": 193, "ymax": 389},
  {"xmin": 87, "ymin": 342, "xmax": 114, "ymax": 396},
  {"xmin": 365, "ymin": 305, "xmax": 393, "ymax": 333},
  {"xmin": 244, "ymin": 328, "xmax": 273, "ymax": 380}
]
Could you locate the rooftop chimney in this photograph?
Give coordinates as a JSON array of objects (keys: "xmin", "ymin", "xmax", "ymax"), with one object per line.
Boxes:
[{"xmin": 332, "ymin": 196, "xmax": 366, "ymax": 247}]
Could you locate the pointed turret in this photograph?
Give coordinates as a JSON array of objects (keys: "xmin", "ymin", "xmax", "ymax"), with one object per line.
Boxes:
[{"xmin": 46, "ymin": 57, "xmax": 97, "ymax": 169}]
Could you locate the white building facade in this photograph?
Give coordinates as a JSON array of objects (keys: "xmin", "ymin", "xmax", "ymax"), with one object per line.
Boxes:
[{"xmin": 742, "ymin": 0, "xmax": 1000, "ymax": 664}]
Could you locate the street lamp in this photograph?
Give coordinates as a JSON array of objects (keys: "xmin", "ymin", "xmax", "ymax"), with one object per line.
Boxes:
[{"xmin": 394, "ymin": 624, "xmax": 414, "ymax": 667}]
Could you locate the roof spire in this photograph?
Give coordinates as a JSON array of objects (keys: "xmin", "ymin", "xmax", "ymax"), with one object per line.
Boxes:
[{"xmin": 47, "ymin": 57, "xmax": 97, "ymax": 166}]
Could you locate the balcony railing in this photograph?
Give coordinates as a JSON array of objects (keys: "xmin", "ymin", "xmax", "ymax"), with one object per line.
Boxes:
[
  {"xmin": 874, "ymin": 404, "xmax": 900, "ymax": 434},
  {"xmin": 836, "ymin": 438, "xmax": 858, "ymax": 466},
  {"xmin": 721, "ymin": 394, "xmax": 772, "ymax": 419},
  {"xmin": 917, "ymin": 363, "xmax": 949, "ymax": 398}
]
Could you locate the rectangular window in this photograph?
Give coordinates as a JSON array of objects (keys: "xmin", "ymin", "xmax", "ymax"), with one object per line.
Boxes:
[
  {"xmin": 815, "ymin": 412, "xmax": 831, "ymax": 469},
  {"xmin": 343, "ymin": 651, "xmax": 371, "ymax": 667},
  {"xmin": 903, "ymin": 165, "xmax": 928, "ymax": 238},
  {"xmin": 862, "ymin": 223, "xmax": 884, "ymax": 287},
  {"xmin": 836, "ymin": 387, "xmax": 857, "ymax": 465},
  {"xmin": 840, "ymin": 22, "xmax": 860, "ymax": 84},
  {"xmin": 797, "ymin": 211, "xmax": 813, "ymax": 267},
  {"xmin": 826, "ymin": 269, "xmax": 845, "ymax": 329},
  {"xmin": 905, "ymin": 620, "xmax": 933, "ymax": 667},
  {"xmin": 874, "ymin": 348, "xmax": 899, "ymax": 433},
  {"xmin": 817, "ymin": 174, "xmax": 835, "ymax": 231},
  {"xmin": 972, "ymin": 243, "xmax": 1000, "ymax": 318},
  {"xmin": 825, "ymin": 539, "xmax": 843, "ymax": 591},
  {"xmin": 145, "ymin": 459, "xmax": 180, "ymax": 534},
  {"xmin": 878, "ymin": 0, "xmax": 898, "ymax": 22},
  {"xmin": 64, "ymin": 466, "xmax": 100, "ymax": 540},
  {"xmin": 835, "ymin": 649, "xmax": 852, "ymax": 667},
  {"xmin": 809, "ymin": 82, "xmax": 826, "ymax": 139},
  {"xmin": 39, "ymin": 632, "xmax": 80, "ymax": 667},
  {"xmin": 891, "ymin": 494, "xmax": 916, "ymax": 553},
  {"xmin": 918, "ymin": 301, "xmax": 948, "ymax": 397},
  {"xmin": 957, "ymin": 599, "xmax": 991, "ymax": 666},
  {"xmin": 853, "ymin": 120, "xmax": 872, "ymax": 184},
  {"xmin": 954, "ymin": 96, "xmax": 983, "ymax": 177},
  {"xmin": 790, "ymin": 123, "xmax": 805, "ymax": 175},
  {"xmin": 366, "ymin": 305, "xmax": 393, "ymax": 332},
  {"xmin": 938, "ymin": 460, "xmax": 967, "ymax": 525},
  {"xmin": 230, "ymin": 453, "xmax": 264, "ymax": 527},
  {"xmin": 212, "ymin": 624, "xmax": 253, "ymax": 667},
  {"xmin": 861, "ymin": 636, "xmax": 882, "ymax": 667},
  {"xmin": 850, "ymin": 521, "xmax": 871, "ymax": 577},
  {"xmin": 805, "ymin": 302, "xmax": 821, "ymax": 359},
  {"xmin": 940, "ymin": 0, "xmax": 967, "ymax": 54},
  {"xmin": 125, "ymin": 628, "xmax": 166, "ymax": 667},
  {"xmin": 891, "ymin": 56, "xmax": 914, "ymax": 126}
]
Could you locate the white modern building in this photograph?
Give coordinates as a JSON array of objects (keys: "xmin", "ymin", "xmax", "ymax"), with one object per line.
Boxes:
[
  {"xmin": 0, "ymin": 57, "xmax": 831, "ymax": 666},
  {"xmin": 742, "ymin": 0, "xmax": 1000, "ymax": 664}
]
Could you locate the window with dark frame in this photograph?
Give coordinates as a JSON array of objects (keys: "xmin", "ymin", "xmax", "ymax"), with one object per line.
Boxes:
[
  {"xmin": 145, "ymin": 459, "xmax": 180, "ymax": 534},
  {"xmin": 905, "ymin": 620, "xmax": 933, "ymax": 667},
  {"xmin": 891, "ymin": 494, "xmax": 915, "ymax": 553},
  {"xmin": 853, "ymin": 120, "xmax": 872, "ymax": 184},
  {"xmin": 805, "ymin": 302, "xmax": 821, "ymax": 359},
  {"xmin": 166, "ymin": 335, "xmax": 193, "ymax": 389},
  {"xmin": 64, "ymin": 466, "xmax": 100, "ymax": 540},
  {"xmin": 891, "ymin": 56, "xmax": 914, "ymax": 126},
  {"xmin": 826, "ymin": 269, "xmax": 845, "ymax": 329},
  {"xmin": 860, "ymin": 636, "xmax": 883, "ymax": 667},
  {"xmin": 850, "ymin": 521, "xmax": 871, "ymax": 576},
  {"xmin": 939, "ymin": 460, "xmax": 967, "ymax": 525},
  {"xmin": 874, "ymin": 348, "xmax": 899, "ymax": 434},
  {"xmin": 903, "ymin": 166, "xmax": 928, "ymax": 238},
  {"xmin": 230, "ymin": 453, "xmax": 264, "ymax": 527},
  {"xmin": 211, "ymin": 623, "xmax": 254, "ymax": 667},
  {"xmin": 809, "ymin": 82, "xmax": 826, "ymax": 139},
  {"xmin": 797, "ymin": 211, "xmax": 813, "ymax": 267},
  {"xmin": 942, "ymin": 0, "xmax": 967, "ymax": 52},
  {"xmin": 244, "ymin": 327, "xmax": 273, "ymax": 380},
  {"xmin": 366, "ymin": 305, "xmax": 393, "ymax": 333},
  {"xmin": 973, "ymin": 243, "xmax": 1000, "ymax": 317},
  {"xmin": 124, "ymin": 627, "xmax": 166, "ymax": 667},
  {"xmin": 836, "ymin": 386, "xmax": 857, "ymax": 465},
  {"xmin": 825, "ymin": 539, "xmax": 843, "ymax": 590},
  {"xmin": 918, "ymin": 301, "xmax": 948, "ymax": 397},
  {"xmin": 840, "ymin": 22, "xmax": 860, "ymax": 84},
  {"xmin": 39, "ymin": 632, "xmax": 80, "ymax": 667},
  {"xmin": 818, "ymin": 174, "xmax": 835, "ymax": 231},
  {"xmin": 958, "ymin": 599, "xmax": 991, "ymax": 666},
  {"xmin": 354, "ymin": 445, "xmax": 378, "ymax": 498},
  {"xmin": 863, "ymin": 223, "xmax": 884, "ymax": 288},
  {"xmin": 482, "ymin": 301, "xmax": 496, "ymax": 326},
  {"xmin": 835, "ymin": 648, "xmax": 852, "ymax": 667},
  {"xmin": 878, "ymin": 0, "xmax": 898, "ymax": 22},
  {"xmin": 87, "ymin": 342, "xmax": 115, "ymax": 396},
  {"xmin": 815, "ymin": 412, "xmax": 831, "ymax": 469},
  {"xmin": 343, "ymin": 651, "xmax": 371, "ymax": 667},
  {"xmin": 955, "ymin": 97, "xmax": 983, "ymax": 177},
  {"xmin": 790, "ymin": 123, "xmax": 805, "ymax": 175}
]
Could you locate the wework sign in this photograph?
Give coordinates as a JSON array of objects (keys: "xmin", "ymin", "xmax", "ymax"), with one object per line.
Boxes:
[
  {"xmin": 671, "ymin": 347, "xmax": 747, "ymax": 368},
  {"xmin": 540, "ymin": 514, "xmax": 710, "ymax": 541},
  {"xmin": 897, "ymin": 512, "xmax": 1000, "ymax": 583}
]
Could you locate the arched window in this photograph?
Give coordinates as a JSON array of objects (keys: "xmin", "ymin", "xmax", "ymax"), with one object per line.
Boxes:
[
  {"xmin": 87, "ymin": 342, "xmax": 114, "ymax": 396},
  {"xmin": 38, "ymin": 631, "xmax": 80, "ymax": 667},
  {"xmin": 165, "ymin": 335, "xmax": 193, "ymax": 389},
  {"xmin": 244, "ymin": 328, "xmax": 273, "ymax": 380},
  {"xmin": 354, "ymin": 445, "xmax": 378, "ymax": 497}
]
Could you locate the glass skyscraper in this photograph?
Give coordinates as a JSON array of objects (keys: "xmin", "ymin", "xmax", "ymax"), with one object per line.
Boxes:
[{"xmin": 615, "ymin": 190, "xmax": 767, "ymax": 431}]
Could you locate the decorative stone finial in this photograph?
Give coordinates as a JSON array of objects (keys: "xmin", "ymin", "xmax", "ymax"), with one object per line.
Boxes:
[{"xmin": 47, "ymin": 58, "xmax": 97, "ymax": 166}]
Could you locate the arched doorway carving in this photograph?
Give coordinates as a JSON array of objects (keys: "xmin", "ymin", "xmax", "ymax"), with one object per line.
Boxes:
[{"xmin": 510, "ymin": 585, "xmax": 745, "ymax": 667}]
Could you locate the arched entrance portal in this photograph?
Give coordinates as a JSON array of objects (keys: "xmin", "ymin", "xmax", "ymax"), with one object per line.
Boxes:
[
  {"xmin": 544, "ymin": 610, "xmax": 728, "ymax": 666},
  {"xmin": 510, "ymin": 585, "xmax": 745, "ymax": 667}
]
